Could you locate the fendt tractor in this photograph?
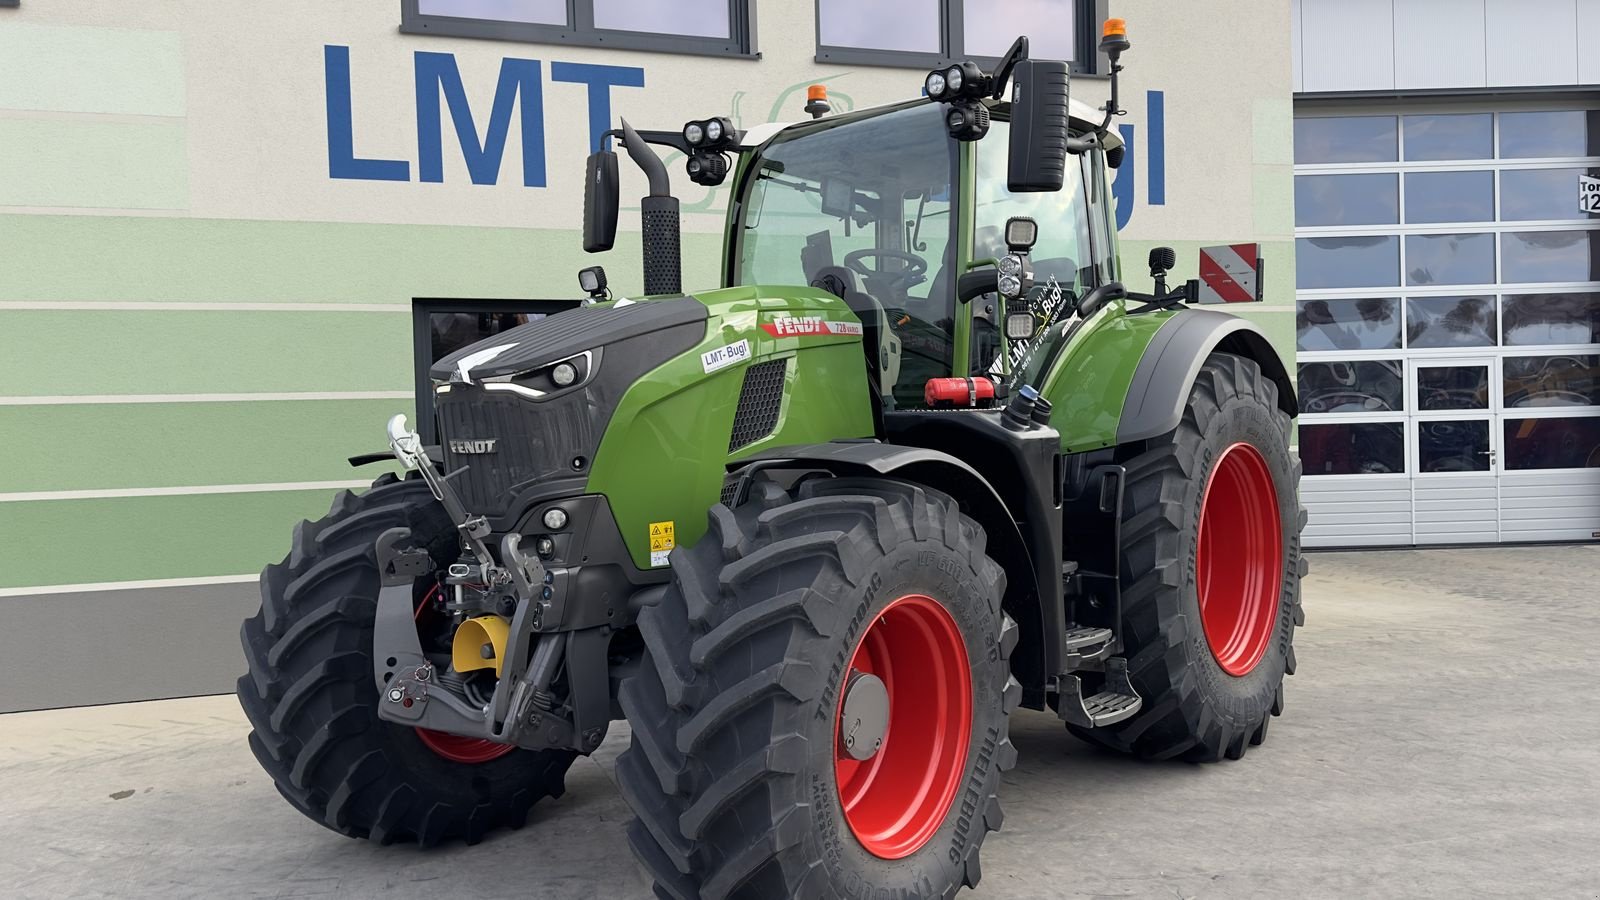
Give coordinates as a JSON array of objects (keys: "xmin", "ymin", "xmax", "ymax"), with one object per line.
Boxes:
[{"xmin": 239, "ymin": 20, "xmax": 1305, "ymax": 899}]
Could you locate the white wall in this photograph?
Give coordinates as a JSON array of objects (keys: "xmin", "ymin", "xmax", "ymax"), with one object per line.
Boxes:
[{"xmin": 1295, "ymin": 0, "xmax": 1597, "ymax": 93}]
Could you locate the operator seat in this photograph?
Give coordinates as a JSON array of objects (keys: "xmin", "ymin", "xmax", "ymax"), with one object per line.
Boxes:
[{"xmin": 810, "ymin": 265, "xmax": 902, "ymax": 407}]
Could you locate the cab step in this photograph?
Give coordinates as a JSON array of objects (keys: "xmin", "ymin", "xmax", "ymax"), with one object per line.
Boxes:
[
  {"xmin": 1056, "ymin": 657, "xmax": 1142, "ymax": 728},
  {"xmin": 1061, "ymin": 625, "xmax": 1115, "ymax": 667}
]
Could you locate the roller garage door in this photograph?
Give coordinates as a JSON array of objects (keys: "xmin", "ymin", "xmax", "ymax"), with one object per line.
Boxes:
[{"xmin": 1293, "ymin": 106, "xmax": 1600, "ymax": 547}]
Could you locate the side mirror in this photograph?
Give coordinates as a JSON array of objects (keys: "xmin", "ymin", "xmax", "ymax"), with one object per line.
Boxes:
[
  {"xmin": 1006, "ymin": 59, "xmax": 1071, "ymax": 192},
  {"xmin": 582, "ymin": 149, "xmax": 619, "ymax": 253}
]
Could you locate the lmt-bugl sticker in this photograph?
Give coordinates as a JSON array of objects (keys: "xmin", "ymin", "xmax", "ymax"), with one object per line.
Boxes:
[{"xmin": 648, "ymin": 520, "xmax": 675, "ymax": 567}]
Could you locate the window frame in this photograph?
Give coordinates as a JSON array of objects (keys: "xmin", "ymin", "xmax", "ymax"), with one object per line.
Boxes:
[
  {"xmin": 400, "ymin": 0, "xmax": 759, "ymax": 60},
  {"xmin": 813, "ymin": 0, "xmax": 1107, "ymax": 76},
  {"xmin": 411, "ymin": 298, "xmax": 580, "ymax": 445}
]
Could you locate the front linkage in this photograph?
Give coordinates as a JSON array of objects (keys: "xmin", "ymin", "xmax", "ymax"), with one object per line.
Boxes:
[{"xmin": 372, "ymin": 415, "xmax": 610, "ymax": 755}]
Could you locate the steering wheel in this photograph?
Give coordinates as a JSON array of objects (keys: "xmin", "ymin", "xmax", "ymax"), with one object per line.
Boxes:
[{"xmin": 844, "ymin": 248, "xmax": 928, "ymax": 294}]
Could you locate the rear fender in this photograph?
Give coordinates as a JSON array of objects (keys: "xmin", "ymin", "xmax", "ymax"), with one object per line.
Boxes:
[
  {"xmin": 1039, "ymin": 306, "xmax": 1295, "ymax": 453},
  {"xmin": 1117, "ymin": 309, "xmax": 1297, "ymax": 444}
]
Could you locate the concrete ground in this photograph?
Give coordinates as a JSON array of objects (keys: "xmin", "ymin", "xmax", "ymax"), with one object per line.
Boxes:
[{"xmin": 3, "ymin": 545, "xmax": 1598, "ymax": 899}]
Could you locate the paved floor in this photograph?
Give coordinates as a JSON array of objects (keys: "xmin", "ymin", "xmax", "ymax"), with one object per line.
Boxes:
[{"xmin": 3, "ymin": 545, "xmax": 1598, "ymax": 899}]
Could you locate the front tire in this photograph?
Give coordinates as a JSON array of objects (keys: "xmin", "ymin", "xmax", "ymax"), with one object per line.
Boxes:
[
  {"xmin": 1068, "ymin": 353, "xmax": 1307, "ymax": 761},
  {"xmin": 237, "ymin": 472, "xmax": 577, "ymax": 846},
  {"xmin": 617, "ymin": 477, "xmax": 1019, "ymax": 899}
]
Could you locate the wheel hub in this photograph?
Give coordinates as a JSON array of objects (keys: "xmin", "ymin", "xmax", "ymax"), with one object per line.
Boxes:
[
  {"xmin": 1196, "ymin": 441, "xmax": 1283, "ymax": 677},
  {"xmin": 833, "ymin": 594, "xmax": 971, "ymax": 860},
  {"xmin": 838, "ymin": 671, "xmax": 889, "ymax": 761}
]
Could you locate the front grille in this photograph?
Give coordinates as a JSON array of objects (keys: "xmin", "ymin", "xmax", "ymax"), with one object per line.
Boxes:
[
  {"xmin": 728, "ymin": 359, "xmax": 787, "ymax": 452},
  {"xmin": 436, "ymin": 386, "xmax": 597, "ymax": 517}
]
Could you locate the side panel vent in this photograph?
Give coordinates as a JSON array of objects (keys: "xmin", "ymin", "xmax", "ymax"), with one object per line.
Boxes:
[{"xmin": 728, "ymin": 358, "xmax": 787, "ymax": 452}]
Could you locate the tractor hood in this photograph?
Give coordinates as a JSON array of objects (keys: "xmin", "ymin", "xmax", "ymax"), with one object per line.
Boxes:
[
  {"xmin": 431, "ymin": 298, "xmax": 708, "ymax": 383},
  {"xmin": 428, "ymin": 298, "xmax": 709, "ymax": 522}
]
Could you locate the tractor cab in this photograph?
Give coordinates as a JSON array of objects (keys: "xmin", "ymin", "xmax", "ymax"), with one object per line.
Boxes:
[{"xmin": 728, "ymin": 98, "xmax": 1123, "ymax": 410}]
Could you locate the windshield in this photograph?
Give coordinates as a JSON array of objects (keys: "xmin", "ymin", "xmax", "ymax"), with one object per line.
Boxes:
[
  {"xmin": 736, "ymin": 105, "xmax": 960, "ymax": 408},
  {"xmin": 974, "ymin": 119, "xmax": 1102, "ymax": 383}
]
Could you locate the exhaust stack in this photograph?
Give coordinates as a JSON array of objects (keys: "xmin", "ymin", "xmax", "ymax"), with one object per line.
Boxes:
[{"xmin": 620, "ymin": 119, "xmax": 682, "ymax": 296}]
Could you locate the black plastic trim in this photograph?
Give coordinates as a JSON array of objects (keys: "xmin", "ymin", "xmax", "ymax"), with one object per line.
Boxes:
[{"xmin": 1116, "ymin": 310, "xmax": 1297, "ymax": 445}]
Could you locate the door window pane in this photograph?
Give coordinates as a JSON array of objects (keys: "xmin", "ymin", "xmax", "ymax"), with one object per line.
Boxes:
[
  {"xmin": 966, "ymin": 0, "xmax": 1075, "ymax": 59},
  {"xmin": 1294, "ymin": 116, "xmax": 1398, "ymax": 164},
  {"xmin": 1406, "ymin": 296, "xmax": 1497, "ymax": 348},
  {"xmin": 1499, "ymin": 111, "xmax": 1600, "ymax": 159},
  {"xmin": 1417, "ymin": 365, "xmax": 1489, "ymax": 410},
  {"xmin": 1503, "ymin": 416, "xmax": 1600, "ymax": 469},
  {"xmin": 1405, "ymin": 233, "xmax": 1495, "ymax": 286},
  {"xmin": 818, "ymin": 0, "xmax": 940, "ymax": 52},
  {"xmin": 1298, "ymin": 360, "xmax": 1404, "ymax": 413},
  {"xmin": 1294, "ymin": 174, "xmax": 1397, "ymax": 227},
  {"xmin": 418, "ymin": 0, "xmax": 567, "ymax": 24},
  {"xmin": 1297, "ymin": 236, "xmax": 1400, "ymax": 289},
  {"xmin": 1299, "ymin": 422, "xmax": 1405, "ymax": 475},
  {"xmin": 1418, "ymin": 420, "xmax": 1490, "ymax": 472},
  {"xmin": 1501, "ymin": 168, "xmax": 1600, "ymax": 221},
  {"xmin": 1502, "ymin": 230, "xmax": 1600, "ymax": 284},
  {"xmin": 594, "ymin": 0, "xmax": 729, "ymax": 37},
  {"xmin": 1503, "ymin": 292, "xmax": 1600, "ymax": 345},
  {"xmin": 1503, "ymin": 354, "xmax": 1599, "ymax": 408},
  {"xmin": 1403, "ymin": 114, "xmax": 1492, "ymax": 161},
  {"xmin": 1404, "ymin": 171, "xmax": 1493, "ymax": 224},
  {"xmin": 1296, "ymin": 298, "xmax": 1401, "ymax": 351}
]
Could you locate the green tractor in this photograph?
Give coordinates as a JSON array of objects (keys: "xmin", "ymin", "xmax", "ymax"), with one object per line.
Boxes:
[{"xmin": 239, "ymin": 22, "xmax": 1304, "ymax": 899}]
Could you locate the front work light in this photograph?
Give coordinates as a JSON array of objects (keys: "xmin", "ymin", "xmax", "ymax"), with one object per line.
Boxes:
[
  {"xmin": 945, "ymin": 101, "xmax": 990, "ymax": 141},
  {"xmin": 686, "ymin": 151, "xmax": 730, "ymax": 186},
  {"xmin": 925, "ymin": 70, "xmax": 948, "ymax": 99},
  {"xmin": 683, "ymin": 121, "xmax": 705, "ymax": 146}
]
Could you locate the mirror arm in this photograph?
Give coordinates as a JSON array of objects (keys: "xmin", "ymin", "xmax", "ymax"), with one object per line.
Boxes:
[{"xmin": 989, "ymin": 36, "xmax": 1031, "ymax": 99}]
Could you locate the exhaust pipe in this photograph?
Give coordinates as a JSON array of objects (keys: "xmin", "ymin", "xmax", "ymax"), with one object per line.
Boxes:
[{"xmin": 620, "ymin": 119, "xmax": 682, "ymax": 296}]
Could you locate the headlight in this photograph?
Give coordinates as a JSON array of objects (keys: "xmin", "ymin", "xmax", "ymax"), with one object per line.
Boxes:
[
  {"xmin": 998, "ymin": 274, "xmax": 1022, "ymax": 297},
  {"xmin": 551, "ymin": 362, "xmax": 578, "ymax": 387},
  {"xmin": 945, "ymin": 64, "xmax": 963, "ymax": 92},
  {"xmin": 706, "ymin": 118, "xmax": 723, "ymax": 142},
  {"xmin": 925, "ymin": 71, "xmax": 946, "ymax": 98},
  {"xmin": 683, "ymin": 122, "xmax": 704, "ymax": 146},
  {"xmin": 542, "ymin": 508, "xmax": 569, "ymax": 530}
]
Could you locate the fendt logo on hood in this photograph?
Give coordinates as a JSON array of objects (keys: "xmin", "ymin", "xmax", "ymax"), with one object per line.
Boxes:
[
  {"xmin": 760, "ymin": 315, "xmax": 864, "ymax": 338},
  {"xmin": 449, "ymin": 439, "xmax": 498, "ymax": 454}
]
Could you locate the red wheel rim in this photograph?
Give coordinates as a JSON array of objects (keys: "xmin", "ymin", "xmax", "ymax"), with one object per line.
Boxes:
[
  {"xmin": 834, "ymin": 594, "xmax": 971, "ymax": 860},
  {"xmin": 1196, "ymin": 442, "xmax": 1283, "ymax": 677},
  {"xmin": 414, "ymin": 728, "xmax": 515, "ymax": 764}
]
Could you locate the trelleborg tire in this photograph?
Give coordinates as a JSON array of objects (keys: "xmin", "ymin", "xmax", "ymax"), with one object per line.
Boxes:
[
  {"xmin": 237, "ymin": 472, "xmax": 576, "ymax": 846},
  {"xmin": 1067, "ymin": 352, "xmax": 1307, "ymax": 762},
  {"xmin": 616, "ymin": 476, "xmax": 1019, "ymax": 899}
]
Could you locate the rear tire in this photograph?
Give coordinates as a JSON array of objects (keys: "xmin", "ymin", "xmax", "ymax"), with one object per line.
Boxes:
[
  {"xmin": 1068, "ymin": 353, "xmax": 1307, "ymax": 762},
  {"xmin": 237, "ymin": 472, "xmax": 576, "ymax": 846},
  {"xmin": 617, "ymin": 476, "xmax": 1019, "ymax": 899}
]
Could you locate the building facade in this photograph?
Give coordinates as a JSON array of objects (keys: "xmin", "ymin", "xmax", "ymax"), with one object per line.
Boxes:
[
  {"xmin": 0, "ymin": 0, "xmax": 1296, "ymax": 711},
  {"xmin": 1292, "ymin": 0, "xmax": 1600, "ymax": 547}
]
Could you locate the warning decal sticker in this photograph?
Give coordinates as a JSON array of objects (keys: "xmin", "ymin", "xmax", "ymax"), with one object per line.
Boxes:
[{"xmin": 649, "ymin": 520, "xmax": 675, "ymax": 567}]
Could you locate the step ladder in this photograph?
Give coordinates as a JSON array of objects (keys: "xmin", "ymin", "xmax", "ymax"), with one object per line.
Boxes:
[{"xmin": 1055, "ymin": 656, "xmax": 1142, "ymax": 728}]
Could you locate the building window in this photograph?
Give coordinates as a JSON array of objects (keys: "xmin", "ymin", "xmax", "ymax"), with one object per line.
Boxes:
[
  {"xmin": 814, "ymin": 0, "xmax": 1104, "ymax": 74},
  {"xmin": 401, "ymin": 0, "xmax": 757, "ymax": 59},
  {"xmin": 411, "ymin": 299, "xmax": 578, "ymax": 444}
]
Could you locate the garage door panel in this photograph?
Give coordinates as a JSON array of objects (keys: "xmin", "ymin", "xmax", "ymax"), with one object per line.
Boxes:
[{"xmin": 1305, "ymin": 510, "xmax": 1413, "ymax": 526}]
